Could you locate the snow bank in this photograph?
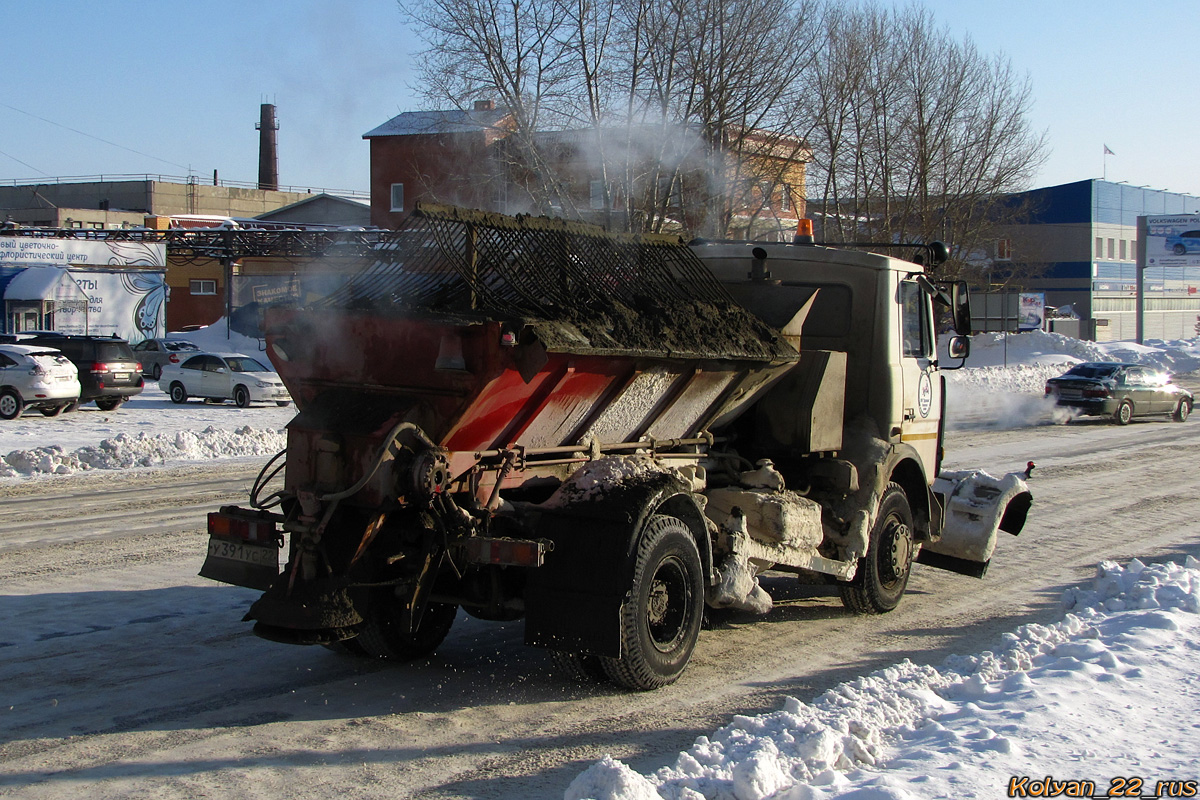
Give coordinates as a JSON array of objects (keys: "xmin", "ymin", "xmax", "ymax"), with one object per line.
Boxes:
[
  {"xmin": 0, "ymin": 425, "xmax": 286, "ymax": 478},
  {"xmin": 566, "ymin": 558, "xmax": 1200, "ymax": 800}
]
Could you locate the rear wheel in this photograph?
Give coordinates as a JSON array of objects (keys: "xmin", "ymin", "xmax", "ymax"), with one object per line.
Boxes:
[
  {"xmin": 1173, "ymin": 398, "xmax": 1191, "ymax": 422},
  {"xmin": 95, "ymin": 397, "xmax": 124, "ymax": 411},
  {"xmin": 39, "ymin": 404, "xmax": 66, "ymax": 417},
  {"xmin": 1114, "ymin": 399, "xmax": 1133, "ymax": 425},
  {"xmin": 355, "ymin": 591, "xmax": 458, "ymax": 661},
  {"xmin": 600, "ymin": 514, "xmax": 704, "ymax": 690},
  {"xmin": 551, "ymin": 650, "xmax": 611, "ymax": 684},
  {"xmin": 151, "ymin": 363, "xmax": 162, "ymax": 380},
  {"xmin": 169, "ymin": 383, "xmax": 188, "ymax": 404},
  {"xmin": 0, "ymin": 389, "xmax": 24, "ymax": 420},
  {"xmin": 840, "ymin": 483, "xmax": 914, "ymax": 614},
  {"xmin": 234, "ymin": 385, "xmax": 251, "ymax": 408},
  {"xmin": 276, "ymin": 400, "xmax": 291, "ymax": 407}
]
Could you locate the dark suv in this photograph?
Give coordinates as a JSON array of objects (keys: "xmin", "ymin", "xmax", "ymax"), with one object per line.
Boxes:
[{"xmin": 24, "ymin": 334, "xmax": 144, "ymax": 410}]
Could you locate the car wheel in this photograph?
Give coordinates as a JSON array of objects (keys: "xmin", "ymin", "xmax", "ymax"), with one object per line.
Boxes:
[
  {"xmin": 63, "ymin": 401, "xmax": 79, "ymax": 413},
  {"xmin": 840, "ymin": 483, "xmax": 915, "ymax": 614},
  {"xmin": 39, "ymin": 404, "xmax": 66, "ymax": 417},
  {"xmin": 234, "ymin": 385, "xmax": 251, "ymax": 408},
  {"xmin": 276, "ymin": 400, "xmax": 291, "ymax": 407},
  {"xmin": 151, "ymin": 363, "xmax": 162, "ymax": 380},
  {"xmin": 1114, "ymin": 399, "xmax": 1134, "ymax": 425},
  {"xmin": 95, "ymin": 397, "xmax": 124, "ymax": 412},
  {"xmin": 1174, "ymin": 244, "xmax": 1187, "ymax": 255},
  {"xmin": 1173, "ymin": 398, "xmax": 1191, "ymax": 423},
  {"xmin": 0, "ymin": 389, "xmax": 24, "ymax": 420},
  {"xmin": 169, "ymin": 382, "xmax": 188, "ymax": 404}
]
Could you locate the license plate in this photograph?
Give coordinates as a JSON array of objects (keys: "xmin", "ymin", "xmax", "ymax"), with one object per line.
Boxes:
[
  {"xmin": 113, "ymin": 372, "xmax": 128, "ymax": 380},
  {"xmin": 1058, "ymin": 389, "xmax": 1081, "ymax": 398},
  {"xmin": 199, "ymin": 535, "xmax": 280, "ymax": 590}
]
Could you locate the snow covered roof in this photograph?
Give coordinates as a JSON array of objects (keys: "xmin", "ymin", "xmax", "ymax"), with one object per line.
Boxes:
[
  {"xmin": 362, "ymin": 108, "xmax": 511, "ymax": 139},
  {"xmin": 2, "ymin": 267, "xmax": 87, "ymax": 301}
]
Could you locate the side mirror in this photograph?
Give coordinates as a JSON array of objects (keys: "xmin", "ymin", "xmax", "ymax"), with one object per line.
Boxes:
[
  {"xmin": 947, "ymin": 335, "xmax": 970, "ymax": 360},
  {"xmin": 935, "ymin": 280, "xmax": 971, "ymax": 335}
]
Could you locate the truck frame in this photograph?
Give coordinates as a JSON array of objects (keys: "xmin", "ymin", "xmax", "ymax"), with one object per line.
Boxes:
[{"xmin": 201, "ymin": 203, "xmax": 1030, "ymax": 690}]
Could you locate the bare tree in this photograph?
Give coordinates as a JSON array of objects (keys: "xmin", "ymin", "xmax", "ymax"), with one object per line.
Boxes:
[{"xmin": 802, "ymin": 3, "xmax": 1048, "ymax": 277}]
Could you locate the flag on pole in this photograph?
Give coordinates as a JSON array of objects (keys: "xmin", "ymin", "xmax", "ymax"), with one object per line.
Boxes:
[{"xmin": 1104, "ymin": 144, "xmax": 1115, "ymax": 156}]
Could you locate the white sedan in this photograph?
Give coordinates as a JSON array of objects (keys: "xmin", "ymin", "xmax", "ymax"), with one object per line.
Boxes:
[
  {"xmin": 159, "ymin": 352, "xmax": 291, "ymax": 408},
  {"xmin": 0, "ymin": 344, "xmax": 82, "ymax": 419}
]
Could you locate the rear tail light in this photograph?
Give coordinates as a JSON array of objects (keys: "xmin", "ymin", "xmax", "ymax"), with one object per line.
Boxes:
[
  {"xmin": 85, "ymin": 361, "xmax": 109, "ymax": 374},
  {"xmin": 208, "ymin": 511, "xmax": 278, "ymax": 544},
  {"xmin": 1044, "ymin": 384, "xmax": 1052, "ymax": 395},
  {"xmin": 1082, "ymin": 387, "xmax": 1110, "ymax": 398},
  {"xmin": 169, "ymin": 354, "xmax": 180, "ymax": 363}
]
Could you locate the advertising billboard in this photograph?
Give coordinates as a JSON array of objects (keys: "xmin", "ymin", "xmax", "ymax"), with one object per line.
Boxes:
[
  {"xmin": 1018, "ymin": 292, "xmax": 1045, "ymax": 332},
  {"xmin": 1144, "ymin": 214, "xmax": 1200, "ymax": 268}
]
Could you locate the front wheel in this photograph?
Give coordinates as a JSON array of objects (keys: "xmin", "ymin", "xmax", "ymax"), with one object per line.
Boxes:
[
  {"xmin": 1173, "ymin": 398, "xmax": 1191, "ymax": 422},
  {"xmin": 169, "ymin": 383, "xmax": 188, "ymax": 404},
  {"xmin": 0, "ymin": 389, "xmax": 24, "ymax": 420},
  {"xmin": 840, "ymin": 483, "xmax": 915, "ymax": 614},
  {"xmin": 1174, "ymin": 244, "xmax": 1187, "ymax": 255},
  {"xmin": 601, "ymin": 514, "xmax": 704, "ymax": 690},
  {"xmin": 1114, "ymin": 399, "xmax": 1133, "ymax": 425},
  {"xmin": 95, "ymin": 397, "xmax": 124, "ymax": 412},
  {"xmin": 234, "ymin": 385, "xmax": 251, "ymax": 408}
]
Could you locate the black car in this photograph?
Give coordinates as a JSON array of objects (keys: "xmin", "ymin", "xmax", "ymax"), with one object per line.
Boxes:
[
  {"xmin": 23, "ymin": 334, "xmax": 144, "ymax": 411},
  {"xmin": 1045, "ymin": 362, "xmax": 1193, "ymax": 425}
]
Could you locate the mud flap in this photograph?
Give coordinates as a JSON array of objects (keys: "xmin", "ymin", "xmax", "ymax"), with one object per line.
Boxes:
[{"xmin": 919, "ymin": 470, "xmax": 1032, "ymax": 578}]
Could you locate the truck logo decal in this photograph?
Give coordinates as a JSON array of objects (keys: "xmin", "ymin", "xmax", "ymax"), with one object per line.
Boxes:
[{"xmin": 918, "ymin": 371, "xmax": 933, "ymax": 418}]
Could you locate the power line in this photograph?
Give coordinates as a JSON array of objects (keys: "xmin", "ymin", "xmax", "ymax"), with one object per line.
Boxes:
[
  {"xmin": 1, "ymin": 102, "xmax": 193, "ymax": 172},
  {"xmin": 0, "ymin": 147, "xmax": 49, "ymax": 176}
]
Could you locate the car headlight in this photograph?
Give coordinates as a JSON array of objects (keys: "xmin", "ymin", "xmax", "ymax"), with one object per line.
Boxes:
[{"xmin": 254, "ymin": 380, "xmax": 273, "ymax": 388}]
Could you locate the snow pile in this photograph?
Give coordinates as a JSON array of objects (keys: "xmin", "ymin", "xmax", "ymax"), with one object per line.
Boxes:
[
  {"xmin": 0, "ymin": 425, "xmax": 286, "ymax": 478},
  {"xmin": 566, "ymin": 558, "xmax": 1200, "ymax": 800}
]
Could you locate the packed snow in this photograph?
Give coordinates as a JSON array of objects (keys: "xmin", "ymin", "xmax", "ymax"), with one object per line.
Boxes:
[{"xmin": 567, "ymin": 558, "xmax": 1200, "ymax": 800}]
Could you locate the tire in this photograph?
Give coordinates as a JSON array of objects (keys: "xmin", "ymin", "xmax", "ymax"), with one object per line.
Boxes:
[
  {"xmin": 1174, "ymin": 244, "xmax": 1187, "ymax": 255},
  {"xmin": 840, "ymin": 483, "xmax": 915, "ymax": 614},
  {"xmin": 234, "ymin": 385, "xmax": 251, "ymax": 408},
  {"xmin": 1173, "ymin": 398, "xmax": 1191, "ymax": 423},
  {"xmin": 0, "ymin": 389, "xmax": 24, "ymax": 420},
  {"xmin": 600, "ymin": 515, "xmax": 704, "ymax": 690},
  {"xmin": 63, "ymin": 401, "xmax": 79, "ymax": 413},
  {"xmin": 355, "ymin": 593, "xmax": 458, "ymax": 661},
  {"xmin": 39, "ymin": 404, "xmax": 66, "ymax": 417},
  {"xmin": 322, "ymin": 638, "xmax": 370, "ymax": 657},
  {"xmin": 151, "ymin": 363, "xmax": 162, "ymax": 380},
  {"xmin": 1114, "ymin": 399, "xmax": 1133, "ymax": 425},
  {"xmin": 95, "ymin": 397, "xmax": 124, "ymax": 412},
  {"xmin": 169, "ymin": 383, "xmax": 188, "ymax": 404},
  {"xmin": 276, "ymin": 400, "xmax": 291, "ymax": 407},
  {"xmin": 550, "ymin": 650, "xmax": 611, "ymax": 684}
]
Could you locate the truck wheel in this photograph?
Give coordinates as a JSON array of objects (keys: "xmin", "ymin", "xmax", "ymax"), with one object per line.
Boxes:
[
  {"xmin": 601, "ymin": 515, "xmax": 704, "ymax": 690},
  {"xmin": 839, "ymin": 483, "xmax": 914, "ymax": 614},
  {"xmin": 550, "ymin": 650, "xmax": 610, "ymax": 684},
  {"xmin": 355, "ymin": 592, "xmax": 458, "ymax": 661},
  {"xmin": 1114, "ymin": 399, "xmax": 1133, "ymax": 425}
]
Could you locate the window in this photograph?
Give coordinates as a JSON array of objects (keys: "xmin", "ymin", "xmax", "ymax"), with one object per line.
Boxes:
[
  {"xmin": 1119, "ymin": 239, "xmax": 1126, "ymax": 261},
  {"xmin": 1107, "ymin": 238, "xmax": 1115, "ymax": 259},
  {"xmin": 190, "ymin": 279, "xmax": 217, "ymax": 296},
  {"xmin": 995, "ymin": 239, "xmax": 1012, "ymax": 261},
  {"xmin": 1096, "ymin": 237, "xmax": 1104, "ymax": 258},
  {"xmin": 390, "ymin": 183, "xmax": 405, "ymax": 212},
  {"xmin": 899, "ymin": 281, "xmax": 932, "ymax": 358},
  {"xmin": 780, "ymin": 184, "xmax": 791, "ymax": 212},
  {"xmin": 590, "ymin": 180, "xmax": 605, "ymax": 210}
]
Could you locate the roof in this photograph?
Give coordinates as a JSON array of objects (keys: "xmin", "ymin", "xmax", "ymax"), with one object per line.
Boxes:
[
  {"xmin": 3, "ymin": 267, "xmax": 87, "ymax": 301},
  {"xmin": 363, "ymin": 108, "xmax": 511, "ymax": 139}
]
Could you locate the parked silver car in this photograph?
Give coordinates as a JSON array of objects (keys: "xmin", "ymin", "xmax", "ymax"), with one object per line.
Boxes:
[
  {"xmin": 131, "ymin": 338, "xmax": 200, "ymax": 380},
  {"xmin": 0, "ymin": 344, "xmax": 82, "ymax": 419},
  {"xmin": 159, "ymin": 352, "xmax": 291, "ymax": 408}
]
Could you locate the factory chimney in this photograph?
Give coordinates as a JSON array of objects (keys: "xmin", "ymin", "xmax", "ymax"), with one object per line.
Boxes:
[{"xmin": 256, "ymin": 103, "xmax": 279, "ymax": 191}]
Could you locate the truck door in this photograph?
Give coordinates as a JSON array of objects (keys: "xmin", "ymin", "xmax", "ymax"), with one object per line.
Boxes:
[{"xmin": 898, "ymin": 280, "xmax": 940, "ymax": 475}]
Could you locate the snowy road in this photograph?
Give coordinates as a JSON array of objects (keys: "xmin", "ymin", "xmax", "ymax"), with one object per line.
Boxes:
[{"xmin": 3, "ymin": 418, "xmax": 1200, "ymax": 799}]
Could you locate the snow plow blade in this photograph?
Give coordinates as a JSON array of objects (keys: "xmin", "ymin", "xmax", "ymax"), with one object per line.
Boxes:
[{"xmin": 918, "ymin": 470, "xmax": 1032, "ymax": 578}]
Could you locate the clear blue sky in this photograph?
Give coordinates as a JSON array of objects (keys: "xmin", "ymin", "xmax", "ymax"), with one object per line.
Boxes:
[{"xmin": 2, "ymin": 1, "xmax": 1195, "ymax": 198}]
